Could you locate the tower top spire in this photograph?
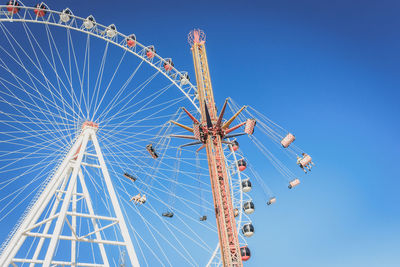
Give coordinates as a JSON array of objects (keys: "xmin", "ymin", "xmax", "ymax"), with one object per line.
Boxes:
[{"xmin": 188, "ymin": 29, "xmax": 206, "ymax": 46}]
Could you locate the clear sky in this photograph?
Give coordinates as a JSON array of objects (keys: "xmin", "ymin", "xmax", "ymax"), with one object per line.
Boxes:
[{"xmin": 4, "ymin": 0, "xmax": 400, "ymax": 266}]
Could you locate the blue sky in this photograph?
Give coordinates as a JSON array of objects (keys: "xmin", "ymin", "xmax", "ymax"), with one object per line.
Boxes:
[{"xmin": 3, "ymin": 0, "xmax": 400, "ymax": 266}]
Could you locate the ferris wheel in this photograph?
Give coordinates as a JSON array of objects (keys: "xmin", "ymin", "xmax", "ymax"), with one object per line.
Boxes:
[{"xmin": 0, "ymin": 2, "xmax": 315, "ymax": 266}]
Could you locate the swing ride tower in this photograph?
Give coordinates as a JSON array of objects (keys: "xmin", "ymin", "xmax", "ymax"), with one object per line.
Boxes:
[{"xmin": 189, "ymin": 29, "xmax": 242, "ymax": 267}]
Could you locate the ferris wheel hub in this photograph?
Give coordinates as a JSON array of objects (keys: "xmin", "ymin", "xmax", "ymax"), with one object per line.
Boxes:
[{"xmin": 81, "ymin": 121, "xmax": 99, "ymax": 130}]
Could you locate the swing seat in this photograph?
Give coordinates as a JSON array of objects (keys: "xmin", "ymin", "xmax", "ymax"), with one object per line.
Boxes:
[
  {"xmin": 146, "ymin": 144, "xmax": 159, "ymax": 159},
  {"xmin": 199, "ymin": 215, "xmax": 207, "ymax": 221},
  {"xmin": 162, "ymin": 212, "xmax": 174, "ymax": 218},
  {"xmin": 123, "ymin": 172, "xmax": 136, "ymax": 182}
]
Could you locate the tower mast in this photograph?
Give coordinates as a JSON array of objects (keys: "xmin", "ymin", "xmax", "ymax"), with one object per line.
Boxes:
[{"xmin": 189, "ymin": 29, "xmax": 242, "ymax": 267}]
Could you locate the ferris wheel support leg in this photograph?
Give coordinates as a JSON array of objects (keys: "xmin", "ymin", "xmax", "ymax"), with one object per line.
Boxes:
[
  {"xmin": 71, "ymin": 178, "xmax": 77, "ymax": 266},
  {"xmin": 42, "ymin": 131, "xmax": 91, "ymax": 267},
  {"xmin": 78, "ymin": 169, "xmax": 110, "ymax": 266},
  {"xmin": 0, "ymin": 134, "xmax": 85, "ymax": 266},
  {"xmin": 29, "ymin": 169, "xmax": 71, "ymax": 267},
  {"xmin": 206, "ymin": 244, "xmax": 220, "ymax": 267},
  {"xmin": 91, "ymin": 132, "xmax": 140, "ymax": 267}
]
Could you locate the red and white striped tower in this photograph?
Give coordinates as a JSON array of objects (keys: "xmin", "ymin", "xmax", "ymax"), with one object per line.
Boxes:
[{"xmin": 188, "ymin": 29, "xmax": 243, "ymax": 267}]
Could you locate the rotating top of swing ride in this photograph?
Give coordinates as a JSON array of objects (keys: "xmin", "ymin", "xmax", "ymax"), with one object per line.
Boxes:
[
  {"xmin": 164, "ymin": 95, "xmax": 317, "ymax": 262},
  {"xmin": 0, "ymin": 2, "xmax": 316, "ymax": 265}
]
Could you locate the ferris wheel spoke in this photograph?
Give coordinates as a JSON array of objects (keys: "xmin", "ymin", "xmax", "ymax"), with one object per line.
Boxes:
[
  {"xmin": 0, "ymin": 101, "xmax": 74, "ymax": 137},
  {"xmin": 118, "ymin": 174, "xmax": 216, "ymax": 254},
  {"xmin": 0, "ymin": 96, "xmax": 75, "ymax": 130},
  {"xmin": 101, "ymin": 140, "xmax": 211, "ymax": 182},
  {"xmin": 100, "ymin": 114, "xmax": 184, "ymax": 139},
  {"xmin": 42, "ymin": 24, "xmax": 76, "ymax": 141},
  {"xmin": 114, "ymin": 170, "xmax": 213, "ymax": 212},
  {"xmin": 0, "ymin": 148, "xmax": 60, "ymax": 192},
  {"xmin": 0, "ymin": 148, "xmax": 61, "ymax": 222},
  {"xmin": 96, "ymin": 59, "xmax": 145, "ymax": 122},
  {"xmin": 98, "ymin": 71, "xmax": 160, "ymax": 126},
  {"xmin": 66, "ymin": 28, "xmax": 90, "ymax": 119},
  {"xmin": 101, "ymin": 138, "xmax": 212, "ymax": 190},
  {"xmin": 0, "ymin": 107, "xmax": 75, "ymax": 142},
  {"xmin": 125, "ymin": 205, "xmax": 173, "ymax": 266},
  {"xmin": 105, "ymin": 149, "xmax": 208, "ymax": 266},
  {"xmin": 115, "ymin": 180, "xmax": 192, "ymax": 264},
  {"xmin": 43, "ymin": 24, "xmax": 86, "ymax": 126},
  {"xmin": 99, "ymin": 125, "xmax": 174, "ymax": 151},
  {"xmin": 18, "ymin": 22, "xmax": 79, "ymax": 140},
  {"xmin": 0, "ymin": 75, "xmax": 78, "ymax": 124},
  {"xmin": 0, "ymin": 121, "xmax": 73, "ymax": 151},
  {"xmin": 91, "ymin": 49, "xmax": 128, "ymax": 121},
  {"xmin": 0, "ymin": 51, "xmax": 79, "ymax": 144},
  {"xmin": 102, "ymin": 142, "xmax": 216, "ymax": 232},
  {"xmin": 0, "ymin": 181, "xmax": 42, "ymax": 224},
  {"xmin": 0, "ymin": 62, "xmax": 74, "ymax": 142},
  {"xmin": 113, "ymin": 186, "xmax": 173, "ymax": 265},
  {"xmin": 0, "ymin": 130, "xmax": 74, "ymax": 171},
  {"xmin": 123, "ymin": 198, "xmax": 199, "ymax": 266},
  {"xmin": 88, "ymin": 41, "xmax": 109, "ymax": 118},
  {"xmin": 0, "ymin": 135, "xmax": 68, "ymax": 161},
  {"xmin": 98, "ymin": 69, "xmax": 160, "ymax": 120},
  {"xmin": 120, "ymin": 207, "xmax": 152, "ymax": 267},
  {"xmin": 101, "ymin": 91, "xmax": 183, "ymax": 141},
  {"xmin": 102, "ymin": 140, "xmax": 202, "ymax": 207},
  {"xmin": 0, "ymin": 21, "xmax": 83, "ymax": 124},
  {"xmin": 106, "ymin": 81, "xmax": 175, "ymax": 121}
]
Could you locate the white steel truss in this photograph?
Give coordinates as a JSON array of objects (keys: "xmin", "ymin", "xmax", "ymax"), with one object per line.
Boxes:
[{"xmin": 0, "ymin": 123, "xmax": 140, "ymax": 267}]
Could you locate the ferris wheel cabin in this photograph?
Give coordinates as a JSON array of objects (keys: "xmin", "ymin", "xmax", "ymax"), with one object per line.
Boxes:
[
  {"xmin": 240, "ymin": 246, "xmax": 251, "ymax": 261},
  {"xmin": 127, "ymin": 34, "xmax": 137, "ymax": 47},
  {"xmin": 145, "ymin": 46, "xmax": 156, "ymax": 59},
  {"xmin": 60, "ymin": 8, "xmax": 72, "ymax": 23},
  {"xmin": 105, "ymin": 24, "xmax": 117, "ymax": 38},
  {"xmin": 241, "ymin": 179, "xmax": 252, "ymax": 193},
  {"xmin": 241, "ymin": 223, "xmax": 254, "ymax": 237},
  {"xmin": 6, "ymin": 0, "xmax": 20, "ymax": 14},
  {"xmin": 243, "ymin": 200, "xmax": 255, "ymax": 215},
  {"xmin": 33, "ymin": 3, "xmax": 47, "ymax": 18},
  {"xmin": 163, "ymin": 58, "xmax": 174, "ymax": 72},
  {"xmin": 230, "ymin": 140, "xmax": 239, "ymax": 151},
  {"xmin": 237, "ymin": 159, "xmax": 247, "ymax": 171},
  {"xmin": 180, "ymin": 73, "xmax": 190, "ymax": 86}
]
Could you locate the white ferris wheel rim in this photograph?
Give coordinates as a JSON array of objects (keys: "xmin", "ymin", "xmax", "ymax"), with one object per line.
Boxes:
[{"xmin": 0, "ymin": 3, "xmax": 200, "ymax": 112}]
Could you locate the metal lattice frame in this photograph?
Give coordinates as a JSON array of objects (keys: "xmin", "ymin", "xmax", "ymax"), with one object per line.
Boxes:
[
  {"xmin": 0, "ymin": 123, "xmax": 141, "ymax": 266},
  {"xmin": 207, "ymin": 143, "xmax": 249, "ymax": 267}
]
